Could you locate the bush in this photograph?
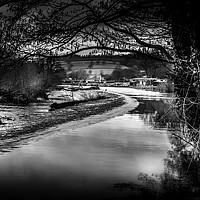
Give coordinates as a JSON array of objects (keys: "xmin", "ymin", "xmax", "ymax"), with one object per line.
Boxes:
[{"xmin": 0, "ymin": 61, "xmax": 66, "ymax": 104}]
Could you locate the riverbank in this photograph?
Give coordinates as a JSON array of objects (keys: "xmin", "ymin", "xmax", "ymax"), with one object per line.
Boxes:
[
  {"xmin": 0, "ymin": 88, "xmax": 171, "ymax": 200},
  {"xmin": 0, "ymin": 92, "xmax": 126, "ymax": 145}
]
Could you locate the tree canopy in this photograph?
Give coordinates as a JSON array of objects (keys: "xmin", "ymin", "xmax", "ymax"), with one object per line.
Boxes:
[
  {"xmin": 0, "ymin": 0, "xmax": 177, "ymax": 65},
  {"xmin": 0, "ymin": 1, "xmax": 199, "ymax": 82}
]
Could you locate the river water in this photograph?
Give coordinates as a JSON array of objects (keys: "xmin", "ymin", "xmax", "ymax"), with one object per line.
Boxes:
[{"xmin": 0, "ymin": 87, "xmax": 175, "ymax": 199}]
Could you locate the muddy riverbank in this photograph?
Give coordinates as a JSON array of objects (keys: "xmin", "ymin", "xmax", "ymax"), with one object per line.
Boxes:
[{"xmin": 0, "ymin": 92, "xmax": 125, "ymax": 144}]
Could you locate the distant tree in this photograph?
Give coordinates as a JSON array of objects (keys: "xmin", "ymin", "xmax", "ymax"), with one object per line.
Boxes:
[
  {"xmin": 122, "ymin": 68, "xmax": 138, "ymax": 79},
  {"xmin": 88, "ymin": 61, "xmax": 94, "ymax": 69},
  {"xmin": 104, "ymin": 74, "xmax": 112, "ymax": 81},
  {"xmin": 96, "ymin": 60, "xmax": 100, "ymax": 65},
  {"xmin": 100, "ymin": 70, "xmax": 104, "ymax": 76},
  {"xmin": 68, "ymin": 69, "xmax": 88, "ymax": 80},
  {"xmin": 111, "ymin": 67, "xmax": 122, "ymax": 80},
  {"xmin": 77, "ymin": 69, "xmax": 88, "ymax": 80},
  {"xmin": 139, "ymin": 59, "xmax": 170, "ymax": 78},
  {"xmin": 67, "ymin": 62, "xmax": 73, "ymax": 71},
  {"xmin": 111, "ymin": 66, "xmax": 138, "ymax": 80},
  {"xmin": 53, "ymin": 62, "xmax": 62, "ymax": 72},
  {"xmin": 68, "ymin": 71, "xmax": 79, "ymax": 80},
  {"xmin": 102, "ymin": 61, "xmax": 106, "ymax": 65}
]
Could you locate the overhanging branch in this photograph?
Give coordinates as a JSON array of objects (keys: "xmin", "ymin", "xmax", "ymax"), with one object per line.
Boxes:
[
  {"xmin": 27, "ymin": 45, "xmax": 173, "ymax": 63},
  {"xmin": 105, "ymin": 23, "xmax": 174, "ymax": 61}
]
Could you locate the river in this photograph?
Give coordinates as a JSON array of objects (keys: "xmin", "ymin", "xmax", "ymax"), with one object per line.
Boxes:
[{"xmin": 0, "ymin": 87, "xmax": 175, "ymax": 200}]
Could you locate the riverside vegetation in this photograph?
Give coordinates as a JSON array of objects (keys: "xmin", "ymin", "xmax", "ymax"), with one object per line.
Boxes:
[{"xmin": 0, "ymin": 60, "xmax": 126, "ymax": 142}]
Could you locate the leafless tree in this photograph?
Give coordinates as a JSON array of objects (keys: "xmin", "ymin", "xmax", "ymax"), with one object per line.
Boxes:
[{"xmin": 0, "ymin": 0, "xmax": 174, "ymax": 64}]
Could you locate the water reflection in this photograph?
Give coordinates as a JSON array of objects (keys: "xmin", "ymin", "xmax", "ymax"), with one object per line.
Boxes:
[
  {"xmin": 113, "ymin": 97, "xmax": 200, "ymax": 199},
  {"xmin": 129, "ymin": 97, "xmax": 179, "ymax": 130}
]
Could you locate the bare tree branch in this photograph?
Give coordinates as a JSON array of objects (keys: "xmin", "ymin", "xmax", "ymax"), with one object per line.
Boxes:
[
  {"xmin": 105, "ymin": 23, "xmax": 173, "ymax": 61},
  {"xmin": 27, "ymin": 45, "xmax": 172, "ymax": 63}
]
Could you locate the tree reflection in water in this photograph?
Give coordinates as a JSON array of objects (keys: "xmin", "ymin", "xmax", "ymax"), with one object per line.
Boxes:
[{"xmin": 113, "ymin": 98, "xmax": 200, "ymax": 200}]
